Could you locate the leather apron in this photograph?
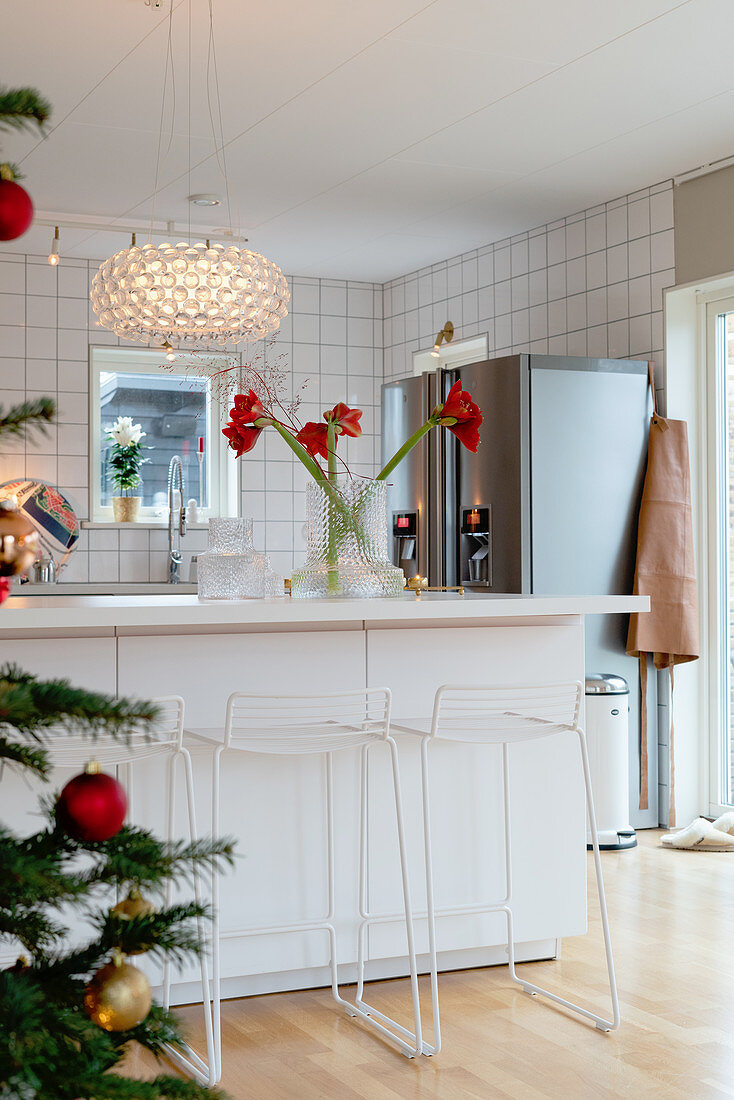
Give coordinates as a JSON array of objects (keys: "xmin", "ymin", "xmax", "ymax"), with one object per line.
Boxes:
[{"xmin": 626, "ymin": 365, "xmax": 699, "ymax": 824}]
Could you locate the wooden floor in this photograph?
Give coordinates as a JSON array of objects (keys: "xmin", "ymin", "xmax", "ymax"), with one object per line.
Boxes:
[{"xmin": 127, "ymin": 830, "xmax": 734, "ymax": 1098}]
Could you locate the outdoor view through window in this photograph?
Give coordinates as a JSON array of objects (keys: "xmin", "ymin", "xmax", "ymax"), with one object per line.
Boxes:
[{"xmin": 98, "ymin": 371, "xmax": 209, "ymax": 515}]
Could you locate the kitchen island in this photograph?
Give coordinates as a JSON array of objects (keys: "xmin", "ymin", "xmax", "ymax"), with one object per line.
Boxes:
[{"xmin": 0, "ymin": 591, "xmax": 648, "ymax": 1004}]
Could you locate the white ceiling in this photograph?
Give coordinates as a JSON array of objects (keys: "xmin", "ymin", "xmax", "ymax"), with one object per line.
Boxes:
[{"xmin": 1, "ymin": 0, "xmax": 731, "ymax": 282}]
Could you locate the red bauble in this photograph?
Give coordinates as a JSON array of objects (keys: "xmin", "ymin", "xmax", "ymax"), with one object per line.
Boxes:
[
  {"xmin": 57, "ymin": 763, "xmax": 127, "ymax": 842},
  {"xmin": 0, "ymin": 179, "xmax": 33, "ymax": 241}
]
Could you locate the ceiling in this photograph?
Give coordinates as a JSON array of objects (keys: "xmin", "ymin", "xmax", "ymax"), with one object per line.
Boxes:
[{"xmin": 1, "ymin": 0, "xmax": 731, "ymax": 282}]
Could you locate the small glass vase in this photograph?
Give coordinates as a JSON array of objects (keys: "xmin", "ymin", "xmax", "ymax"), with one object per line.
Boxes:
[
  {"xmin": 291, "ymin": 478, "xmax": 405, "ymax": 599},
  {"xmin": 197, "ymin": 517, "xmax": 254, "ymax": 600}
]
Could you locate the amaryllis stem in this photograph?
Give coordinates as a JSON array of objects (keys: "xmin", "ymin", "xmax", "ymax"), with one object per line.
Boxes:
[
  {"xmin": 269, "ymin": 421, "xmax": 328, "ymax": 486},
  {"xmin": 376, "ymin": 420, "xmax": 436, "ymax": 482},
  {"xmin": 326, "ymin": 420, "xmax": 339, "ymax": 594}
]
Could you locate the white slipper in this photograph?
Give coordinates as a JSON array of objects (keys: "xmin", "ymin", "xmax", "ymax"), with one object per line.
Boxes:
[
  {"xmin": 712, "ymin": 811, "xmax": 734, "ymax": 835},
  {"xmin": 661, "ymin": 818, "xmax": 734, "ymax": 851}
]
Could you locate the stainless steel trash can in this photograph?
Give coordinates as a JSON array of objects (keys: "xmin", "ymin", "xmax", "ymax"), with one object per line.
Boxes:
[{"xmin": 585, "ymin": 674, "xmax": 637, "ymax": 851}]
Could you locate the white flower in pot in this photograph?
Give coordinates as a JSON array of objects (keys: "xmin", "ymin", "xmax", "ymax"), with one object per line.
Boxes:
[{"xmin": 107, "ymin": 416, "xmax": 148, "ymax": 523}]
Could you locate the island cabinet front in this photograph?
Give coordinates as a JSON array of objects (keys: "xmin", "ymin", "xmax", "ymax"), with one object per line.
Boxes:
[{"xmin": 110, "ymin": 617, "xmax": 587, "ymax": 1002}]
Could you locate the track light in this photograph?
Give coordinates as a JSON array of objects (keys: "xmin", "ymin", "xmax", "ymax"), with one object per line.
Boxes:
[
  {"xmin": 47, "ymin": 226, "xmax": 60, "ymax": 266},
  {"xmin": 431, "ymin": 321, "xmax": 454, "ymax": 358}
]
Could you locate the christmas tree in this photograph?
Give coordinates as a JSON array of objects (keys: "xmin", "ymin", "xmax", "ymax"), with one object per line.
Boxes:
[{"xmin": 0, "ymin": 400, "xmax": 233, "ymax": 1099}]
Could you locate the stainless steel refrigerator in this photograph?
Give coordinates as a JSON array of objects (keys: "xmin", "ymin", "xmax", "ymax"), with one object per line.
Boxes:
[{"xmin": 381, "ymin": 354, "xmax": 657, "ymax": 826}]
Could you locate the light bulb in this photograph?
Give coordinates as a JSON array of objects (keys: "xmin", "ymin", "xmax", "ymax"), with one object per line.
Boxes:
[
  {"xmin": 48, "ymin": 226, "xmax": 60, "ymax": 266},
  {"xmin": 430, "ymin": 345, "xmax": 440, "ymax": 359},
  {"xmin": 162, "ymin": 340, "xmax": 175, "ymax": 362}
]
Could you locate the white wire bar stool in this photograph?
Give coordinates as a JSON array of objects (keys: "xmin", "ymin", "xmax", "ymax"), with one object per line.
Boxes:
[
  {"xmin": 393, "ymin": 680, "xmax": 620, "ymax": 1055},
  {"xmin": 43, "ymin": 696, "xmax": 217, "ymax": 1086},
  {"xmin": 188, "ymin": 687, "xmax": 423, "ymax": 1076}
]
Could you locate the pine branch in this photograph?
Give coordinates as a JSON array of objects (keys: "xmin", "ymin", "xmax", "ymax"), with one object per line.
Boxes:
[
  {"xmin": 0, "ymin": 665, "xmax": 160, "ymax": 750},
  {"xmin": 0, "ymin": 733, "xmax": 49, "ymax": 776},
  {"xmin": 0, "ymin": 86, "xmax": 51, "ymax": 133},
  {"xmin": 102, "ymin": 903, "xmax": 210, "ymax": 964},
  {"xmin": 79, "ymin": 826, "xmax": 235, "ymax": 893},
  {"xmin": 0, "ymin": 826, "xmax": 92, "ymax": 952},
  {"xmin": 0, "ymin": 397, "xmax": 55, "ymax": 440},
  {"xmin": 73, "ymin": 1074, "xmax": 228, "ymax": 1099}
]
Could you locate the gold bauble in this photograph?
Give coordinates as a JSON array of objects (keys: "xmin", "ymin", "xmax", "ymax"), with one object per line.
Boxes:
[
  {"xmin": 84, "ymin": 952, "xmax": 152, "ymax": 1032},
  {"xmin": 111, "ymin": 890, "xmax": 156, "ymax": 920},
  {"xmin": 111, "ymin": 890, "xmax": 156, "ymax": 953},
  {"xmin": 0, "ymin": 500, "xmax": 38, "ymax": 577}
]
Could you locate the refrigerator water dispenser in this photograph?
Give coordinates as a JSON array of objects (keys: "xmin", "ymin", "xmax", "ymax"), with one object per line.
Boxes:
[
  {"xmin": 460, "ymin": 506, "xmax": 491, "ymax": 587},
  {"xmin": 392, "ymin": 512, "xmax": 418, "ymax": 577}
]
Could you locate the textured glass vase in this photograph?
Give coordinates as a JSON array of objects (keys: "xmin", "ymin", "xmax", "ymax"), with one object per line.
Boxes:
[
  {"xmin": 197, "ymin": 518, "xmax": 254, "ymax": 600},
  {"xmin": 291, "ymin": 478, "xmax": 404, "ymax": 599}
]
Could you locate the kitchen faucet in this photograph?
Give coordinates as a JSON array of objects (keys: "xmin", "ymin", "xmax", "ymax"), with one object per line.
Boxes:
[{"xmin": 167, "ymin": 455, "xmax": 187, "ymax": 583}]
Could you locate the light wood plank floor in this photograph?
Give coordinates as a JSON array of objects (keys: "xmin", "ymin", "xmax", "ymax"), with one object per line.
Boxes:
[{"xmin": 127, "ymin": 830, "xmax": 734, "ymax": 1098}]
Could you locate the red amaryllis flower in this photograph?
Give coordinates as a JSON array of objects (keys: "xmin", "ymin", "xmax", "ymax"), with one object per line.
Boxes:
[
  {"xmin": 325, "ymin": 402, "xmax": 362, "ymax": 437},
  {"xmin": 222, "ymin": 389, "xmax": 269, "ymax": 456},
  {"xmin": 229, "ymin": 389, "xmax": 266, "ymax": 427},
  {"xmin": 222, "ymin": 422, "xmax": 264, "ymax": 457},
  {"xmin": 435, "ymin": 380, "xmax": 482, "ymax": 453},
  {"xmin": 296, "ymin": 421, "xmax": 329, "ymax": 461}
]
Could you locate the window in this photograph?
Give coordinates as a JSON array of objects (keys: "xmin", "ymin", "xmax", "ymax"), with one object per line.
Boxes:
[
  {"xmin": 705, "ymin": 296, "xmax": 734, "ymax": 810},
  {"xmin": 89, "ymin": 346, "xmax": 238, "ymax": 522}
]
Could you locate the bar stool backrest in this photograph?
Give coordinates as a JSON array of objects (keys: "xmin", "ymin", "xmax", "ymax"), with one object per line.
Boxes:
[
  {"xmin": 40, "ymin": 695, "xmax": 185, "ymax": 768},
  {"xmin": 223, "ymin": 688, "xmax": 392, "ymax": 754},
  {"xmin": 430, "ymin": 682, "xmax": 582, "ymax": 744}
]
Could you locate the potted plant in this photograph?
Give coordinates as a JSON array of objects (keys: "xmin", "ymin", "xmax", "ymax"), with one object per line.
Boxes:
[
  {"xmin": 106, "ymin": 416, "xmax": 147, "ymax": 523},
  {"xmin": 222, "ymin": 381, "xmax": 482, "ymax": 598}
]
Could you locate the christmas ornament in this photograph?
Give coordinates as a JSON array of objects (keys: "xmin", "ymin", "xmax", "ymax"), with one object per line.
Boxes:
[
  {"xmin": 56, "ymin": 761, "xmax": 127, "ymax": 842},
  {"xmin": 111, "ymin": 889, "xmax": 156, "ymax": 953},
  {"xmin": 0, "ymin": 499, "xmax": 38, "ymax": 577},
  {"xmin": 84, "ymin": 949, "xmax": 152, "ymax": 1031},
  {"xmin": 0, "ymin": 177, "xmax": 33, "ymax": 241}
]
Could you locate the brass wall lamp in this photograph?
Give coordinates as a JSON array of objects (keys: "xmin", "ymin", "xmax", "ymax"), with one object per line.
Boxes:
[{"xmin": 431, "ymin": 321, "xmax": 454, "ymax": 358}]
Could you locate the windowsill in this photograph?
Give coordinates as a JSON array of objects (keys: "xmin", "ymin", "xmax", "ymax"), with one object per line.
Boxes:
[{"xmin": 83, "ymin": 520, "xmax": 211, "ymax": 530}]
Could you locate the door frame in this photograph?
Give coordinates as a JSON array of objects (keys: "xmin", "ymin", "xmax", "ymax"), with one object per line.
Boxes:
[{"xmin": 701, "ymin": 290, "xmax": 734, "ymax": 814}]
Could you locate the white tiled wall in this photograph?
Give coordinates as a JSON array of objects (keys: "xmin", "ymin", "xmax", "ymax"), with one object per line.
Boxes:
[
  {"xmin": 0, "ymin": 255, "xmax": 382, "ymax": 581},
  {"xmin": 0, "ymin": 179, "xmax": 675, "ymax": 584},
  {"xmin": 382, "ymin": 181, "xmax": 675, "ymax": 385}
]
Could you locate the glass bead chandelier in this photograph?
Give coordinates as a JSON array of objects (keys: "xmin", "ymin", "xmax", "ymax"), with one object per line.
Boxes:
[
  {"xmin": 90, "ymin": 0, "xmax": 289, "ymax": 348},
  {"xmin": 90, "ymin": 240, "xmax": 289, "ymax": 346}
]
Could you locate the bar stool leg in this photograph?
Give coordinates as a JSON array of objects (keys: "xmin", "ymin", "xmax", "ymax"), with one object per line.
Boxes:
[
  {"xmin": 160, "ymin": 748, "xmax": 219, "ymax": 1086},
  {"xmin": 355, "ymin": 742, "xmax": 369, "ymax": 1009},
  {"xmin": 349, "ymin": 737, "xmax": 423, "ymax": 1058},
  {"xmin": 419, "ymin": 735, "xmax": 440, "ymax": 1055},
  {"xmin": 211, "ymin": 744, "xmax": 224, "ymax": 1082},
  {"xmin": 162, "ymin": 752, "xmax": 176, "ymax": 1012},
  {"xmin": 509, "ymin": 730, "xmax": 621, "ymax": 1032},
  {"xmin": 324, "ymin": 751, "xmax": 342, "ymax": 1006}
]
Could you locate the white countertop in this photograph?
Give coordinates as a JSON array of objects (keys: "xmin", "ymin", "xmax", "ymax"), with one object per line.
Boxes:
[{"xmin": 0, "ymin": 592, "xmax": 650, "ymax": 632}]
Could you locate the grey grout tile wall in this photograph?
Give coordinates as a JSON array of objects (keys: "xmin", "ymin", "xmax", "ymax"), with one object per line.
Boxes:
[
  {"xmin": 381, "ymin": 179, "xmax": 676, "ymax": 827},
  {"xmin": 382, "ymin": 180, "xmax": 675, "ymax": 387},
  {"xmin": 0, "ymin": 178, "xmax": 674, "ymax": 588},
  {"xmin": 0, "ymin": 257, "xmax": 383, "ymax": 582}
]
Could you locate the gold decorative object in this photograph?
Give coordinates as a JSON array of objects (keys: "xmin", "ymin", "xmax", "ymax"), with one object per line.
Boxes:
[
  {"xmin": 404, "ymin": 575, "xmax": 464, "ymax": 595},
  {"xmin": 111, "ymin": 889, "xmax": 156, "ymax": 954},
  {"xmin": 111, "ymin": 889, "xmax": 156, "ymax": 922},
  {"xmin": 0, "ymin": 499, "xmax": 38, "ymax": 577},
  {"xmin": 112, "ymin": 496, "xmax": 141, "ymax": 523},
  {"xmin": 84, "ymin": 949, "xmax": 152, "ymax": 1032}
]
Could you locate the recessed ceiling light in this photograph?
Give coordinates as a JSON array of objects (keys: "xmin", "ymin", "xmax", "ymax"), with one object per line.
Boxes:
[{"xmin": 188, "ymin": 194, "xmax": 222, "ymax": 207}]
